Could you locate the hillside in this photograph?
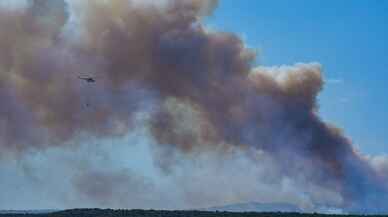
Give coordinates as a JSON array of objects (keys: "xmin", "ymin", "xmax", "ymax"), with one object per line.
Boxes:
[{"xmin": 0, "ymin": 209, "xmax": 385, "ymax": 217}]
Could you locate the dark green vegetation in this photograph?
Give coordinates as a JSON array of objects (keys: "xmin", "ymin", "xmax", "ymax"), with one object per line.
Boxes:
[{"xmin": 0, "ymin": 209, "xmax": 386, "ymax": 217}]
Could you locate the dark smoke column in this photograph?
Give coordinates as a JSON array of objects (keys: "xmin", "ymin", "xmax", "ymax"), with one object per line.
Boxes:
[{"xmin": 0, "ymin": 0, "xmax": 387, "ymax": 213}]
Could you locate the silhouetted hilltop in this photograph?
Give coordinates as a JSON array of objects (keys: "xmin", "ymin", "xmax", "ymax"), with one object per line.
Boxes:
[{"xmin": 0, "ymin": 209, "xmax": 386, "ymax": 217}]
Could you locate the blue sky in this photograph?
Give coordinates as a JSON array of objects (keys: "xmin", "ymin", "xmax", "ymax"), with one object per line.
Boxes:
[{"xmin": 207, "ymin": 0, "xmax": 388, "ymax": 155}]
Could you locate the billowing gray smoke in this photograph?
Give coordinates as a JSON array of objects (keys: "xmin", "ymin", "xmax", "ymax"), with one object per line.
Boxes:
[{"xmin": 0, "ymin": 0, "xmax": 387, "ymax": 213}]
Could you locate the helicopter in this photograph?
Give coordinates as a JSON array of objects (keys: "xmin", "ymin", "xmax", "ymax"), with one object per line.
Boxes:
[{"xmin": 78, "ymin": 76, "xmax": 96, "ymax": 83}]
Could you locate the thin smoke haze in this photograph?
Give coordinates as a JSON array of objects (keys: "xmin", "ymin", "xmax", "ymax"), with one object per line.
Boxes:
[{"xmin": 0, "ymin": 0, "xmax": 387, "ymax": 214}]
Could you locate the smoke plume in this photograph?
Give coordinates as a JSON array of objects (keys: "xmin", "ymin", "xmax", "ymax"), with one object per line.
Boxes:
[{"xmin": 0, "ymin": 0, "xmax": 387, "ymax": 213}]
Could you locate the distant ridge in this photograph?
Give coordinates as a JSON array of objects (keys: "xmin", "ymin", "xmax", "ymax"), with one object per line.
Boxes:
[
  {"xmin": 0, "ymin": 208, "xmax": 379, "ymax": 217},
  {"xmin": 205, "ymin": 202, "xmax": 302, "ymax": 213},
  {"xmin": 0, "ymin": 210, "xmax": 57, "ymax": 214}
]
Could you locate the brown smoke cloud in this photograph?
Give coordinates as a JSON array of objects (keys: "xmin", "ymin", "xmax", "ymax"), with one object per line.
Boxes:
[{"xmin": 0, "ymin": 0, "xmax": 387, "ymax": 213}]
